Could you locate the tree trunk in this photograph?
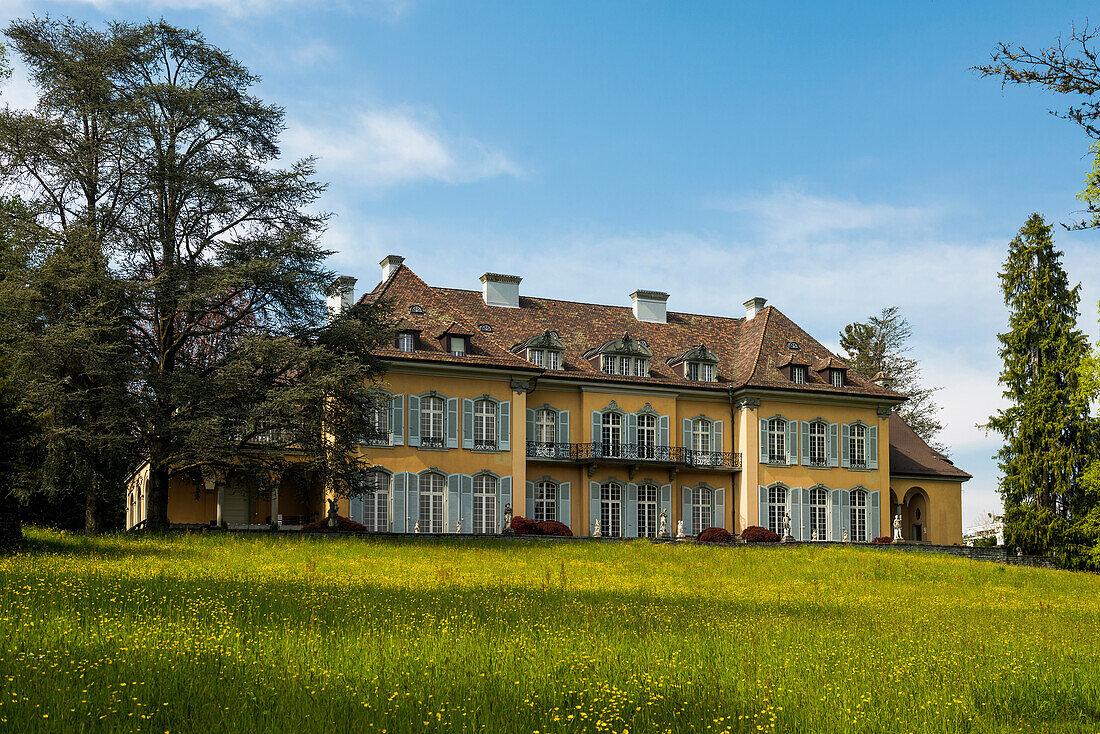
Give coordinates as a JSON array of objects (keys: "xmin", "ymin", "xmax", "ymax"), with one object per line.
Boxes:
[
  {"xmin": 84, "ymin": 488, "xmax": 99, "ymax": 534},
  {"xmin": 146, "ymin": 449, "xmax": 171, "ymax": 530}
]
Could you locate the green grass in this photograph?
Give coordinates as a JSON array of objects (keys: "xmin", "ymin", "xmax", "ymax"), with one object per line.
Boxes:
[{"xmin": 1, "ymin": 530, "xmax": 1099, "ymax": 733}]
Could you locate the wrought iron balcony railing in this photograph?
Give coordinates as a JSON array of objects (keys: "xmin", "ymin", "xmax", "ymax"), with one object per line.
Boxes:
[
  {"xmin": 420, "ymin": 437, "xmax": 446, "ymax": 449},
  {"xmin": 525, "ymin": 441, "xmax": 742, "ymax": 470}
]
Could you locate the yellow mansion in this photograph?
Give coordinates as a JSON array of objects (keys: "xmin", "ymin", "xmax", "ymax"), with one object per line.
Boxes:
[{"xmin": 126, "ymin": 255, "xmax": 970, "ymax": 544}]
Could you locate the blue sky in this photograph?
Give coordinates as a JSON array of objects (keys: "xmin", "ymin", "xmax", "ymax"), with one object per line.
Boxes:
[{"xmin": 4, "ymin": 0, "xmax": 1100, "ymax": 527}]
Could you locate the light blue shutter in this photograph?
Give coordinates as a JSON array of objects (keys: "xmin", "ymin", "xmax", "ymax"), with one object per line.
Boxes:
[
  {"xmin": 758, "ymin": 485, "xmax": 769, "ymax": 530},
  {"xmin": 801, "ymin": 488, "xmax": 812, "ymax": 540},
  {"xmin": 558, "ymin": 482, "xmax": 571, "ymax": 528},
  {"xmin": 870, "ymin": 490, "xmax": 880, "ymax": 539},
  {"xmin": 842, "ymin": 490, "xmax": 852, "ymax": 539},
  {"xmin": 713, "ymin": 420, "xmax": 724, "ymax": 458},
  {"xmin": 349, "ymin": 494, "xmax": 363, "ymax": 525},
  {"xmin": 714, "ymin": 488, "xmax": 725, "ymax": 530},
  {"xmin": 461, "ymin": 474, "xmax": 473, "ymax": 533},
  {"xmin": 591, "ymin": 412, "xmax": 602, "ymax": 457},
  {"xmin": 840, "ymin": 423, "xmax": 851, "ymax": 468},
  {"xmin": 407, "ymin": 474, "xmax": 420, "ymax": 530},
  {"xmin": 589, "ymin": 481, "xmax": 601, "ymax": 535},
  {"xmin": 392, "ymin": 473, "xmax": 407, "ymax": 532},
  {"xmin": 787, "ymin": 420, "xmax": 798, "ymax": 465},
  {"xmin": 461, "ymin": 399, "xmax": 474, "ymax": 449},
  {"xmin": 499, "ymin": 401, "xmax": 510, "ymax": 451},
  {"xmin": 759, "ymin": 419, "xmax": 769, "ymax": 464},
  {"xmin": 829, "ymin": 423, "xmax": 839, "ymax": 467},
  {"xmin": 627, "ymin": 413, "xmax": 638, "ymax": 446},
  {"xmin": 660, "ymin": 484, "xmax": 672, "ymax": 532},
  {"xmin": 625, "ymin": 483, "xmax": 638, "ymax": 537},
  {"xmin": 391, "ymin": 394, "xmax": 404, "ymax": 445},
  {"xmin": 659, "ymin": 415, "xmax": 669, "ymax": 449},
  {"xmin": 800, "ymin": 421, "xmax": 809, "ymax": 465},
  {"xmin": 868, "ymin": 426, "xmax": 879, "ymax": 469},
  {"xmin": 407, "ymin": 396, "xmax": 421, "ymax": 447},
  {"xmin": 830, "ymin": 488, "xmax": 844, "ymax": 540},
  {"xmin": 447, "ymin": 474, "xmax": 461, "ymax": 531},
  {"xmin": 447, "ymin": 398, "xmax": 459, "ymax": 449},
  {"xmin": 558, "ymin": 410, "xmax": 570, "ymax": 444},
  {"xmin": 526, "ymin": 409, "xmax": 536, "ymax": 442},
  {"xmin": 681, "ymin": 487, "xmax": 693, "ymax": 536},
  {"xmin": 525, "ymin": 481, "xmax": 535, "ymax": 520},
  {"xmin": 682, "ymin": 419, "xmax": 692, "ymax": 452},
  {"xmin": 499, "ymin": 477, "xmax": 511, "ymax": 532},
  {"xmin": 788, "ymin": 487, "xmax": 801, "ymax": 538}
]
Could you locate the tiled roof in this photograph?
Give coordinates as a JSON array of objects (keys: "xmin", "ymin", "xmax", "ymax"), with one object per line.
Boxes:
[
  {"xmin": 357, "ymin": 262, "xmax": 905, "ymax": 399},
  {"xmin": 888, "ymin": 413, "xmax": 972, "ymax": 481}
]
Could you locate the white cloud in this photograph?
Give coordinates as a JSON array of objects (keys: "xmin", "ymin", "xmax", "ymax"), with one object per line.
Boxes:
[{"xmin": 285, "ymin": 107, "xmax": 522, "ymax": 188}]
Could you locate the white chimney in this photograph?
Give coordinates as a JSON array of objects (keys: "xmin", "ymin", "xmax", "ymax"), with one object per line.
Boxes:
[
  {"xmin": 327, "ymin": 275, "xmax": 357, "ymax": 321},
  {"xmin": 380, "ymin": 254, "xmax": 404, "ymax": 281},
  {"xmin": 630, "ymin": 290, "xmax": 669, "ymax": 324},
  {"xmin": 743, "ymin": 297, "xmax": 767, "ymax": 319},
  {"xmin": 480, "ymin": 272, "xmax": 521, "ymax": 308}
]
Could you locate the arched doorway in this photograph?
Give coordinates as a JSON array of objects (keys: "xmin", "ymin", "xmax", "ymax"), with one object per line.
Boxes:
[{"xmin": 902, "ymin": 487, "xmax": 928, "ymax": 542}]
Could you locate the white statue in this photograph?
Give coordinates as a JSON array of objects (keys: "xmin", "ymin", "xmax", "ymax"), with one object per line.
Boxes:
[
  {"xmin": 456, "ymin": 518, "xmax": 462, "ymax": 534},
  {"xmin": 892, "ymin": 514, "xmax": 902, "ymax": 541},
  {"xmin": 502, "ymin": 503, "xmax": 513, "ymax": 531},
  {"xmin": 414, "ymin": 519, "xmax": 420, "ymax": 534},
  {"xmin": 676, "ymin": 519, "xmax": 685, "ymax": 540},
  {"xmin": 811, "ymin": 528, "xmax": 818, "ymax": 541},
  {"xmin": 782, "ymin": 512, "xmax": 792, "ymax": 537},
  {"xmin": 592, "ymin": 519, "xmax": 601, "ymax": 538},
  {"xmin": 842, "ymin": 527, "xmax": 848, "ymax": 543},
  {"xmin": 658, "ymin": 508, "xmax": 668, "ymax": 538}
]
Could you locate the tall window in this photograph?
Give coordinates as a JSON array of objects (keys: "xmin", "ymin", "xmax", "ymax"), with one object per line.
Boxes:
[
  {"xmin": 421, "ymin": 396, "xmax": 444, "ymax": 448},
  {"xmin": 366, "ymin": 404, "xmax": 390, "ymax": 445},
  {"xmin": 473, "ymin": 475, "xmax": 497, "ymax": 534},
  {"xmin": 547, "ymin": 351, "xmax": 562, "ymax": 370},
  {"xmin": 363, "ymin": 472, "xmax": 390, "ymax": 532},
  {"xmin": 808, "ymin": 422, "xmax": 827, "ymax": 466},
  {"xmin": 474, "ymin": 400, "xmax": 497, "ymax": 450},
  {"xmin": 601, "ymin": 412, "xmax": 622, "ymax": 457},
  {"xmin": 600, "ymin": 482, "xmax": 622, "ymax": 537},
  {"xmin": 619, "ymin": 356, "xmax": 631, "ymax": 376},
  {"xmin": 535, "ymin": 409, "xmax": 557, "ymax": 444},
  {"xmin": 418, "ymin": 473, "xmax": 445, "ymax": 533},
  {"xmin": 692, "ymin": 487, "xmax": 713, "ymax": 533},
  {"xmin": 768, "ymin": 418, "xmax": 787, "ymax": 464},
  {"xmin": 850, "ymin": 489, "xmax": 867, "ymax": 542},
  {"xmin": 396, "ymin": 332, "xmax": 415, "ymax": 353},
  {"xmin": 791, "ymin": 365, "xmax": 806, "ymax": 384},
  {"xmin": 638, "ymin": 484, "xmax": 658, "ymax": 538},
  {"xmin": 528, "ymin": 348, "xmax": 544, "ymax": 367},
  {"xmin": 534, "ymin": 480, "xmax": 557, "ymax": 522},
  {"xmin": 634, "ymin": 359, "xmax": 649, "ymax": 377},
  {"xmin": 768, "ymin": 485, "xmax": 787, "ymax": 536},
  {"xmin": 849, "ymin": 424, "xmax": 867, "ymax": 468},
  {"xmin": 830, "ymin": 369, "xmax": 843, "ymax": 388},
  {"xmin": 602, "ymin": 356, "xmax": 616, "ymax": 374},
  {"xmin": 691, "ymin": 418, "xmax": 712, "ymax": 465},
  {"xmin": 809, "ymin": 487, "xmax": 827, "ymax": 540},
  {"xmin": 638, "ymin": 414, "xmax": 657, "ymax": 459}
]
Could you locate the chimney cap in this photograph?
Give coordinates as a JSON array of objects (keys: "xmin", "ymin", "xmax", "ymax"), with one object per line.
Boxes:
[
  {"xmin": 872, "ymin": 371, "xmax": 895, "ymax": 389},
  {"xmin": 380, "ymin": 254, "xmax": 405, "ymax": 267},
  {"xmin": 333, "ymin": 274, "xmax": 357, "ymax": 287},
  {"xmin": 480, "ymin": 272, "xmax": 522, "ymax": 284},
  {"xmin": 629, "ymin": 289, "xmax": 669, "ymax": 301},
  {"xmin": 743, "ymin": 297, "xmax": 767, "ymax": 319}
]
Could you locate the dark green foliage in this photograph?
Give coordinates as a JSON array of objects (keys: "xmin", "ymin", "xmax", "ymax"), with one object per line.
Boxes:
[
  {"xmin": 0, "ymin": 352, "xmax": 35, "ymax": 545},
  {"xmin": 840, "ymin": 306, "xmax": 945, "ymax": 452}
]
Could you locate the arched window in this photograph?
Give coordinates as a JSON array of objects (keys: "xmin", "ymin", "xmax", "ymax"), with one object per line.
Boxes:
[
  {"xmin": 692, "ymin": 487, "xmax": 713, "ymax": 532},
  {"xmin": 420, "ymin": 396, "xmax": 445, "ymax": 448},
  {"xmin": 601, "ymin": 412, "xmax": 623, "ymax": 458},
  {"xmin": 809, "ymin": 487, "xmax": 827, "ymax": 540},
  {"xmin": 418, "ymin": 472, "xmax": 445, "ymax": 533},
  {"xmin": 849, "ymin": 424, "xmax": 867, "ymax": 468},
  {"xmin": 767, "ymin": 485, "xmax": 787, "ymax": 536},
  {"xmin": 363, "ymin": 471, "xmax": 390, "ymax": 532},
  {"xmin": 474, "ymin": 399, "xmax": 497, "ymax": 450},
  {"xmin": 850, "ymin": 489, "xmax": 868, "ymax": 542},
  {"xmin": 473, "ymin": 474, "xmax": 497, "ymax": 534},
  {"xmin": 600, "ymin": 481, "xmax": 622, "ymax": 537},
  {"xmin": 637, "ymin": 484, "xmax": 658, "ymax": 538},
  {"xmin": 637, "ymin": 414, "xmax": 657, "ymax": 458},
  {"xmin": 807, "ymin": 421, "xmax": 827, "ymax": 466},
  {"xmin": 535, "ymin": 409, "xmax": 557, "ymax": 444},
  {"xmin": 534, "ymin": 480, "xmax": 557, "ymax": 522},
  {"xmin": 767, "ymin": 418, "xmax": 787, "ymax": 464}
]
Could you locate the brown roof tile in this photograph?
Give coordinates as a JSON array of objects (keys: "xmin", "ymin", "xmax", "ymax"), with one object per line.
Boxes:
[{"xmin": 888, "ymin": 412, "xmax": 971, "ymax": 480}]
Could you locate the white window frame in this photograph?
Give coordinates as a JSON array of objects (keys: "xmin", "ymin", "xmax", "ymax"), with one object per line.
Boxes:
[
  {"xmin": 600, "ymin": 482, "xmax": 622, "ymax": 537},
  {"xmin": 619, "ymin": 356, "xmax": 631, "ymax": 376},
  {"xmin": 634, "ymin": 358, "xmax": 649, "ymax": 377},
  {"xmin": 528, "ymin": 348, "xmax": 544, "ymax": 367},
  {"xmin": 830, "ymin": 369, "xmax": 844, "ymax": 388},
  {"xmin": 367, "ymin": 403, "xmax": 391, "ymax": 446},
  {"xmin": 638, "ymin": 414, "xmax": 657, "ymax": 458},
  {"xmin": 534, "ymin": 480, "xmax": 557, "ymax": 522},
  {"xmin": 535, "ymin": 409, "xmax": 557, "ymax": 445},
  {"xmin": 474, "ymin": 399, "xmax": 497, "ymax": 450},
  {"xmin": 363, "ymin": 472, "xmax": 390, "ymax": 532},
  {"xmin": 450, "ymin": 336, "xmax": 467, "ymax": 357},
  {"xmin": 808, "ymin": 421, "xmax": 827, "ymax": 466},
  {"xmin": 768, "ymin": 418, "xmax": 787, "ymax": 464},
  {"xmin": 809, "ymin": 487, "xmax": 827, "ymax": 540},
  {"xmin": 601, "ymin": 411, "xmax": 623, "ymax": 457},
  {"xmin": 418, "ymin": 472, "xmax": 445, "ymax": 533},
  {"xmin": 791, "ymin": 365, "xmax": 806, "ymax": 384},
  {"xmin": 473, "ymin": 474, "xmax": 498, "ymax": 534},
  {"xmin": 547, "ymin": 351, "xmax": 562, "ymax": 370},
  {"xmin": 767, "ymin": 485, "xmax": 787, "ymax": 536},
  {"xmin": 638, "ymin": 483, "xmax": 658, "ymax": 538},
  {"xmin": 602, "ymin": 356, "xmax": 616, "ymax": 375},
  {"xmin": 850, "ymin": 489, "xmax": 868, "ymax": 542},
  {"xmin": 692, "ymin": 487, "xmax": 713, "ymax": 533},
  {"xmin": 420, "ymin": 396, "xmax": 445, "ymax": 447},
  {"xmin": 849, "ymin": 423, "xmax": 867, "ymax": 468},
  {"xmin": 396, "ymin": 332, "xmax": 415, "ymax": 353}
]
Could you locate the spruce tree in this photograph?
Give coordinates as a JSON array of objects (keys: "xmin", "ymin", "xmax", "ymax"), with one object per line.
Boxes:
[{"xmin": 986, "ymin": 214, "xmax": 1093, "ymax": 533}]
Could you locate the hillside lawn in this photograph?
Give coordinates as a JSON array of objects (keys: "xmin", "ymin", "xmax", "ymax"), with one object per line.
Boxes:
[{"xmin": 1, "ymin": 530, "xmax": 1098, "ymax": 733}]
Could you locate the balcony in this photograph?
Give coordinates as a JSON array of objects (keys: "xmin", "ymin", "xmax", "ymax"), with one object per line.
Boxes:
[{"xmin": 526, "ymin": 441, "xmax": 741, "ymax": 473}]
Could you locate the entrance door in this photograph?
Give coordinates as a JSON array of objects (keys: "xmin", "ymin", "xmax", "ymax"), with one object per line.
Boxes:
[
  {"xmin": 912, "ymin": 523, "xmax": 923, "ymax": 542},
  {"xmin": 223, "ymin": 487, "xmax": 251, "ymax": 526}
]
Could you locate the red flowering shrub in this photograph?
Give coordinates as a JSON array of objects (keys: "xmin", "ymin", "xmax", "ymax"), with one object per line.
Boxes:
[
  {"xmin": 301, "ymin": 515, "xmax": 367, "ymax": 532},
  {"xmin": 697, "ymin": 527, "xmax": 733, "ymax": 543},
  {"xmin": 511, "ymin": 515, "xmax": 538, "ymax": 535},
  {"xmin": 535, "ymin": 520, "xmax": 573, "ymax": 537},
  {"xmin": 740, "ymin": 525, "xmax": 780, "ymax": 543},
  {"xmin": 871, "ymin": 536, "xmax": 893, "ymax": 544}
]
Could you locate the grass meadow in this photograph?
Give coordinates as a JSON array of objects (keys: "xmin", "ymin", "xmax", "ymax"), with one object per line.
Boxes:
[{"xmin": 1, "ymin": 530, "xmax": 1098, "ymax": 733}]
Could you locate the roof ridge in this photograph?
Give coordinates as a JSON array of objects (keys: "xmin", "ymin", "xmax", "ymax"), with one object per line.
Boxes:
[{"xmin": 745, "ymin": 305, "xmax": 773, "ymax": 384}]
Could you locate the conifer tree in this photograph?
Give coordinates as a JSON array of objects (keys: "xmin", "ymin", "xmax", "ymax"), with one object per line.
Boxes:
[{"xmin": 985, "ymin": 215, "xmax": 1094, "ymax": 533}]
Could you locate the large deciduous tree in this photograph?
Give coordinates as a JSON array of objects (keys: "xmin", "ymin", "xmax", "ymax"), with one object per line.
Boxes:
[{"xmin": 840, "ymin": 306, "xmax": 945, "ymax": 452}]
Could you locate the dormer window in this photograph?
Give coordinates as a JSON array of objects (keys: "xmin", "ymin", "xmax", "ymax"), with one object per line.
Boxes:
[
  {"xmin": 830, "ymin": 369, "xmax": 843, "ymax": 388},
  {"xmin": 634, "ymin": 358, "xmax": 649, "ymax": 377},
  {"xmin": 396, "ymin": 332, "xmax": 416, "ymax": 353},
  {"xmin": 517, "ymin": 330, "xmax": 565, "ymax": 371},
  {"xmin": 602, "ymin": 355, "xmax": 616, "ymax": 374},
  {"xmin": 449, "ymin": 336, "xmax": 467, "ymax": 357},
  {"xmin": 791, "ymin": 365, "xmax": 806, "ymax": 384},
  {"xmin": 669, "ymin": 344, "xmax": 719, "ymax": 383},
  {"xmin": 547, "ymin": 351, "xmax": 561, "ymax": 370},
  {"xmin": 687, "ymin": 362, "xmax": 715, "ymax": 382},
  {"xmin": 528, "ymin": 349, "xmax": 544, "ymax": 367},
  {"xmin": 588, "ymin": 332, "xmax": 653, "ymax": 380}
]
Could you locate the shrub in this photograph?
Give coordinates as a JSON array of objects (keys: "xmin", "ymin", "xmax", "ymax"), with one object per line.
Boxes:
[
  {"xmin": 535, "ymin": 520, "xmax": 573, "ymax": 537},
  {"xmin": 871, "ymin": 536, "xmax": 893, "ymax": 544},
  {"xmin": 740, "ymin": 525, "xmax": 780, "ymax": 543},
  {"xmin": 301, "ymin": 515, "xmax": 366, "ymax": 532},
  {"xmin": 511, "ymin": 515, "xmax": 538, "ymax": 535},
  {"xmin": 696, "ymin": 527, "xmax": 732, "ymax": 543}
]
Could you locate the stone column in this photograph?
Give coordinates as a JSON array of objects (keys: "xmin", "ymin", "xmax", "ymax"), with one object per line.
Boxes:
[
  {"xmin": 510, "ymin": 379, "xmax": 529, "ymax": 519},
  {"xmin": 271, "ymin": 487, "xmax": 279, "ymax": 527},
  {"xmin": 215, "ymin": 484, "xmax": 225, "ymax": 526}
]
